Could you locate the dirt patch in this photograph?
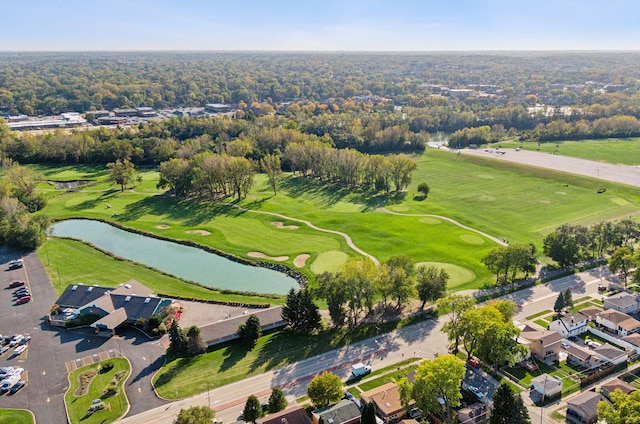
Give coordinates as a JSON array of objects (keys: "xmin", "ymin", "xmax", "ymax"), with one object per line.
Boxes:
[
  {"xmin": 271, "ymin": 221, "xmax": 299, "ymax": 230},
  {"xmin": 293, "ymin": 253, "xmax": 311, "ymax": 268},
  {"xmin": 156, "ymin": 224, "xmax": 170, "ymax": 229},
  {"xmin": 75, "ymin": 369, "xmax": 98, "ymax": 396},
  {"xmin": 186, "ymin": 229, "xmax": 211, "ymax": 236},
  {"xmin": 248, "ymin": 251, "xmax": 289, "ymax": 261}
]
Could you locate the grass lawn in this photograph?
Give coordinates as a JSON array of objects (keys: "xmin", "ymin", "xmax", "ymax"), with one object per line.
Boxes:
[
  {"xmin": 36, "ymin": 147, "xmax": 640, "ymax": 293},
  {"xmin": 504, "ymin": 358, "xmax": 579, "ymax": 393},
  {"xmin": 357, "ymin": 365, "xmax": 419, "ymax": 392},
  {"xmin": 534, "ymin": 319, "xmax": 549, "ymax": 328},
  {"xmin": 153, "ymin": 314, "xmax": 430, "ymax": 399},
  {"xmin": 526, "ymin": 310, "xmax": 553, "ymax": 320},
  {"xmin": 65, "ymin": 358, "xmax": 130, "ymax": 424},
  {"xmin": 37, "ymin": 237, "xmax": 281, "ymax": 305},
  {"xmin": 0, "ymin": 410, "xmax": 34, "ymax": 424},
  {"xmin": 498, "ymin": 138, "xmax": 640, "ymax": 166}
]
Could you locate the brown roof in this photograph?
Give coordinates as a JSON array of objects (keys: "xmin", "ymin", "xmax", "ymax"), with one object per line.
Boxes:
[
  {"xmin": 601, "ymin": 378, "xmax": 636, "ymax": 395},
  {"xmin": 398, "ymin": 420, "xmax": 420, "ymax": 424},
  {"xmin": 622, "ymin": 333, "xmax": 640, "ymax": 346},
  {"xmin": 361, "ymin": 383, "xmax": 405, "ymax": 417},
  {"xmin": 567, "ymin": 391, "xmax": 607, "ymax": 420},
  {"xmin": 86, "ymin": 294, "xmax": 115, "ymax": 313},
  {"xmin": 579, "ymin": 307, "xmax": 602, "ymax": 319},
  {"xmin": 521, "ymin": 329, "xmax": 563, "ymax": 346},
  {"xmin": 565, "ymin": 345, "xmax": 594, "ymax": 361},
  {"xmin": 560, "ymin": 312, "xmax": 588, "ymax": 326},
  {"xmin": 258, "ymin": 406, "xmax": 313, "ymax": 424},
  {"xmin": 619, "ymin": 317, "xmax": 640, "ymax": 331},
  {"xmin": 598, "ymin": 309, "xmax": 634, "ymax": 324},
  {"xmin": 111, "ymin": 279, "xmax": 153, "ymax": 297}
]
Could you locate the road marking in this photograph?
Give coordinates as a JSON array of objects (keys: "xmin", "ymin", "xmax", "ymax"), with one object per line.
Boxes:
[
  {"xmin": 138, "ymin": 387, "xmax": 142, "ymax": 393},
  {"xmin": 42, "ymin": 370, "xmax": 46, "ymax": 375},
  {"xmin": 23, "ymin": 371, "xmax": 28, "ymax": 382},
  {"xmin": 142, "ymin": 356, "xmax": 146, "ymax": 361},
  {"xmin": 47, "ymin": 397, "xmax": 50, "ymax": 403}
]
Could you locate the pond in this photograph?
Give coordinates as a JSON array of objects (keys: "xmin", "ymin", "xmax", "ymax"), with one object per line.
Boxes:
[{"xmin": 47, "ymin": 219, "xmax": 299, "ymax": 295}]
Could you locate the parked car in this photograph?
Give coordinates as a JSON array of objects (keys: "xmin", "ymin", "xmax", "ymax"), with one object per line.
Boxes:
[
  {"xmin": 467, "ymin": 358, "xmax": 481, "ymax": 368},
  {"xmin": 14, "ymin": 291, "xmax": 31, "ymax": 299},
  {"xmin": 14, "ymin": 287, "xmax": 29, "ymax": 294},
  {"xmin": 1, "ymin": 375, "xmax": 20, "ymax": 391},
  {"xmin": 16, "ymin": 296, "xmax": 31, "ymax": 305},
  {"xmin": 9, "ymin": 336, "xmax": 24, "ymax": 347},
  {"xmin": 8, "ymin": 259, "xmax": 23, "ymax": 270},
  {"xmin": 9, "ymin": 280, "xmax": 25, "ymax": 288},
  {"xmin": 13, "ymin": 345, "xmax": 27, "ymax": 355},
  {"xmin": 562, "ymin": 342, "xmax": 571, "ymax": 349},
  {"xmin": 0, "ymin": 367, "xmax": 15, "ymax": 378},
  {"xmin": 598, "ymin": 285, "xmax": 607, "ymax": 292},
  {"xmin": 18, "ymin": 336, "xmax": 31, "ymax": 345},
  {"xmin": 9, "ymin": 380, "xmax": 26, "ymax": 394},
  {"xmin": 0, "ymin": 346, "xmax": 9, "ymax": 355}
]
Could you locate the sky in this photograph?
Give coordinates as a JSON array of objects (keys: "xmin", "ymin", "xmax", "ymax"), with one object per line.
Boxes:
[{"xmin": 3, "ymin": 0, "xmax": 640, "ymax": 51}]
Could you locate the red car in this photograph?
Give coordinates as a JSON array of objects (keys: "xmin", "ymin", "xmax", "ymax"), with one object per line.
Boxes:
[
  {"xmin": 9, "ymin": 281, "xmax": 25, "ymax": 288},
  {"xmin": 467, "ymin": 358, "xmax": 481, "ymax": 368},
  {"xmin": 15, "ymin": 296, "xmax": 31, "ymax": 305}
]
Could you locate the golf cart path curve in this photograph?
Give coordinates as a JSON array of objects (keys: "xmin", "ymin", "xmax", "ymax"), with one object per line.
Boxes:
[{"xmin": 222, "ymin": 203, "xmax": 381, "ymax": 265}]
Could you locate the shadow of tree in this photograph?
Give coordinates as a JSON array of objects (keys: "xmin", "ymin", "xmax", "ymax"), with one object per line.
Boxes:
[
  {"xmin": 129, "ymin": 355, "xmax": 165, "ymax": 385},
  {"xmin": 154, "ymin": 356, "xmax": 196, "ymax": 387},
  {"xmin": 219, "ymin": 343, "xmax": 251, "ymax": 373}
]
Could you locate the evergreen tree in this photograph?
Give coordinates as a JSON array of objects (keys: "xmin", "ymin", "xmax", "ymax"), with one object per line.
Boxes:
[
  {"xmin": 186, "ymin": 325, "xmax": 207, "ymax": 355},
  {"xmin": 563, "ymin": 288, "xmax": 574, "ymax": 310},
  {"xmin": 282, "ymin": 288, "xmax": 322, "ymax": 333},
  {"xmin": 168, "ymin": 320, "xmax": 188, "ymax": 355},
  {"xmin": 267, "ymin": 387, "xmax": 288, "ymax": 414},
  {"xmin": 553, "ymin": 292, "xmax": 565, "ymax": 314},
  {"xmin": 242, "ymin": 395, "xmax": 262, "ymax": 423},
  {"xmin": 361, "ymin": 401, "xmax": 377, "ymax": 424},
  {"xmin": 237, "ymin": 314, "xmax": 261, "ymax": 346},
  {"xmin": 489, "ymin": 383, "xmax": 531, "ymax": 424}
]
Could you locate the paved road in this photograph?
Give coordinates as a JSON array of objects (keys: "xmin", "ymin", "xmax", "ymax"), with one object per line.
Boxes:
[
  {"xmin": 460, "ymin": 148, "xmax": 640, "ymax": 187},
  {"xmin": 120, "ymin": 266, "xmax": 615, "ymax": 424},
  {"xmin": 0, "ymin": 248, "xmax": 168, "ymax": 423}
]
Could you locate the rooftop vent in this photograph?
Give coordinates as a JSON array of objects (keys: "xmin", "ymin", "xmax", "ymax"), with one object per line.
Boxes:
[
  {"xmin": 87, "ymin": 287, "xmax": 94, "ymax": 292},
  {"xmin": 144, "ymin": 298, "xmax": 151, "ymax": 304},
  {"xmin": 125, "ymin": 296, "xmax": 131, "ymax": 302},
  {"xmin": 385, "ymin": 402, "xmax": 391, "ymax": 408},
  {"xmin": 71, "ymin": 285, "xmax": 78, "ymax": 291},
  {"xmin": 124, "ymin": 283, "xmax": 132, "ymax": 289}
]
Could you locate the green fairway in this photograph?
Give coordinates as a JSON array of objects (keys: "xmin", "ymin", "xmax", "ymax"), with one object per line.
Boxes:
[
  {"xmin": 0, "ymin": 410, "xmax": 34, "ymax": 424},
  {"xmin": 415, "ymin": 261, "xmax": 476, "ymax": 290},
  {"xmin": 64, "ymin": 358, "xmax": 130, "ymax": 424},
  {"xmin": 37, "ymin": 147, "xmax": 640, "ymax": 294},
  {"xmin": 498, "ymin": 138, "xmax": 640, "ymax": 166},
  {"xmin": 38, "ymin": 238, "xmax": 281, "ymax": 305}
]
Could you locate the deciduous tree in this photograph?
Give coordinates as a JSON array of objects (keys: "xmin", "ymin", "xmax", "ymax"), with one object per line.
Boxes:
[
  {"xmin": 415, "ymin": 265, "xmax": 449, "ymax": 309},
  {"xmin": 438, "ymin": 294, "xmax": 475, "ymax": 354},
  {"xmin": 609, "ymin": 247, "xmax": 635, "ymax": 286},
  {"xmin": 107, "ymin": 159, "xmax": 136, "ymax": 191},
  {"xmin": 307, "ymin": 372, "xmax": 343, "ymax": 408},
  {"xmin": 260, "ymin": 153, "xmax": 282, "ymax": 195},
  {"xmin": 598, "ymin": 389, "xmax": 640, "ymax": 424},
  {"xmin": 174, "ymin": 406, "xmax": 215, "ymax": 424}
]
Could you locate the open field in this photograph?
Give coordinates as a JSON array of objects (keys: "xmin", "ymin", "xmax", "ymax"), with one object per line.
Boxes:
[
  {"xmin": 64, "ymin": 358, "xmax": 131, "ymax": 424},
  {"xmin": 37, "ymin": 238, "xmax": 282, "ymax": 305},
  {"xmin": 497, "ymin": 138, "xmax": 640, "ymax": 166},
  {"xmin": 0, "ymin": 410, "xmax": 34, "ymax": 424}
]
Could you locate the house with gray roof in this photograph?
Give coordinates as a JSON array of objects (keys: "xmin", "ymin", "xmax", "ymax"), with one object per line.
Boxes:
[
  {"xmin": 548, "ymin": 312, "xmax": 588, "ymax": 338},
  {"xmin": 603, "ymin": 292, "xmax": 640, "ymax": 314},
  {"xmin": 51, "ymin": 280, "xmax": 173, "ymax": 336},
  {"xmin": 600, "ymin": 377, "xmax": 636, "ymax": 400},
  {"xmin": 566, "ymin": 391, "xmax": 608, "ymax": 424},
  {"xmin": 593, "ymin": 343, "xmax": 628, "ymax": 365},
  {"xmin": 311, "ymin": 399, "xmax": 361, "ymax": 424},
  {"xmin": 565, "ymin": 345, "xmax": 602, "ymax": 369},
  {"xmin": 596, "ymin": 309, "xmax": 640, "ymax": 336}
]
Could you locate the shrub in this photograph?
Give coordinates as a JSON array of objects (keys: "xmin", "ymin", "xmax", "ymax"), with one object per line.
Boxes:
[{"xmin": 100, "ymin": 362, "xmax": 114, "ymax": 374}]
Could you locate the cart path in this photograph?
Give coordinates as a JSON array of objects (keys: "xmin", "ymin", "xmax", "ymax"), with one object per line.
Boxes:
[
  {"xmin": 222, "ymin": 203, "xmax": 381, "ymax": 265},
  {"xmin": 377, "ymin": 200, "xmax": 507, "ymax": 246}
]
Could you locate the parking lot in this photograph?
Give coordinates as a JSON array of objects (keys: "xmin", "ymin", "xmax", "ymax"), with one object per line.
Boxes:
[{"xmin": 0, "ymin": 247, "xmax": 168, "ymax": 422}]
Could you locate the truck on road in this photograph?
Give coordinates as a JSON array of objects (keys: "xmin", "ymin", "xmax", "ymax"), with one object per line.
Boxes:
[{"xmin": 351, "ymin": 363, "xmax": 372, "ymax": 378}]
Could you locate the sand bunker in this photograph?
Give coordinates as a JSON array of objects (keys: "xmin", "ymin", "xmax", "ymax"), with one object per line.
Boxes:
[
  {"xmin": 271, "ymin": 221, "xmax": 299, "ymax": 230},
  {"xmin": 294, "ymin": 254, "xmax": 311, "ymax": 268},
  {"xmin": 248, "ymin": 251, "xmax": 289, "ymax": 261},
  {"xmin": 186, "ymin": 229, "xmax": 211, "ymax": 236},
  {"xmin": 156, "ymin": 224, "xmax": 170, "ymax": 229}
]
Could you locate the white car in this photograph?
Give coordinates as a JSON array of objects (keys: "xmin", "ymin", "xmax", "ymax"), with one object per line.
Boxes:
[
  {"xmin": 13, "ymin": 345, "xmax": 27, "ymax": 355},
  {"xmin": 9, "ymin": 335, "xmax": 24, "ymax": 347}
]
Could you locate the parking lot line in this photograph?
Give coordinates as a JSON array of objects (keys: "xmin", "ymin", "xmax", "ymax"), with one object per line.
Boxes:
[
  {"xmin": 82, "ymin": 356, "xmax": 93, "ymax": 366},
  {"xmin": 65, "ymin": 360, "xmax": 76, "ymax": 374},
  {"xmin": 23, "ymin": 370, "xmax": 28, "ymax": 382},
  {"xmin": 99, "ymin": 352, "xmax": 109, "ymax": 361}
]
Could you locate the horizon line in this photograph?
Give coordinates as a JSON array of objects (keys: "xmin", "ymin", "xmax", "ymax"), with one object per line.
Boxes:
[{"xmin": 1, "ymin": 49, "xmax": 640, "ymax": 54}]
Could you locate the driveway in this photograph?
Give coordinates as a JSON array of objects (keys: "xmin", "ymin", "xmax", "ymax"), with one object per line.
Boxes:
[{"xmin": 0, "ymin": 247, "xmax": 168, "ymax": 422}]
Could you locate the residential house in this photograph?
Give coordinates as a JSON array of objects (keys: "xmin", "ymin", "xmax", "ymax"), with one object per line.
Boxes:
[
  {"xmin": 578, "ymin": 307, "xmax": 601, "ymax": 321},
  {"xmin": 51, "ymin": 280, "xmax": 174, "ymax": 336},
  {"xmin": 258, "ymin": 406, "xmax": 313, "ymax": 424},
  {"xmin": 360, "ymin": 383, "xmax": 411, "ymax": 424},
  {"xmin": 566, "ymin": 391, "xmax": 608, "ymax": 424},
  {"xmin": 520, "ymin": 329, "xmax": 563, "ymax": 363},
  {"xmin": 548, "ymin": 313, "xmax": 588, "ymax": 338},
  {"xmin": 600, "ymin": 377, "xmax": 636, "ymax": 400},
  {"xmin": 530, "ymin": 374, "xmax": 562, "ymax": 399},
  {"xmin": 596, "ymin": 310, "xmax": 640, "ymax": 336},
  {"xmin": 311, "ymin": 399, "xmax": 361, "ymax": 424},
  {"xmin": 593, "ymin": 343, "xmax": 628, "ymax": 365},
  {"xmin": 564, "ymin": 345, "xmax": 602, "ymax": 369},
  {"xmin": 622, "ymin": 333, "xmax": 640, "ymax": 353},
  {"xmin": 604, "ymin": 292, "xmax": 640, "ymax": 314},
  {"xmin": 457, "ymin": 402, "xmax": 490, "ymax": 424}
]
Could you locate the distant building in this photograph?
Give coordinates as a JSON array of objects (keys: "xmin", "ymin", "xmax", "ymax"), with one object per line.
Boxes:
[
  {"xmin": 205, "ymin": 103, "xmax": 232, "ymax": 113},
  {"xmin": 7, "ymin": 112, "xmax": 87, "ymax": 131},
  {"xmin": 136, "ymin": 107, "xmax": 157, "ymax": 117},
  {"xmin": 97, "ymin": 116, "xmax": 127, "ymax": 125},
  {"xmin": 114, "ymin": 108, "xmax": 138, "ymax": 117},
  {"xmin": 87, "ymin": 110, "xmax": 110, "ymax": 118}
]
